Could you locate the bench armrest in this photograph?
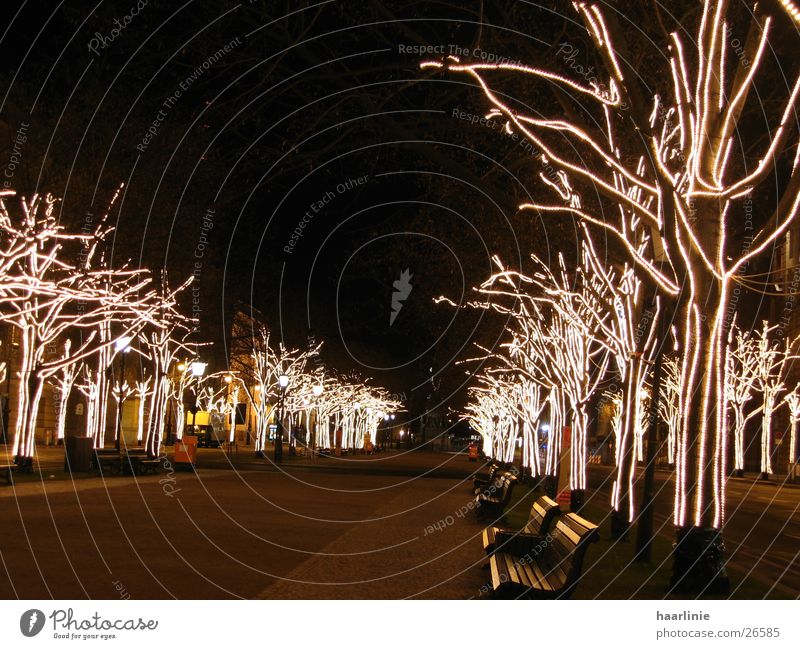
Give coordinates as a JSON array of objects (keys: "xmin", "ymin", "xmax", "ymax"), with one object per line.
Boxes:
[{"xmin": 493, "ymin": 531, "xmax": 546, "ymax": 555}]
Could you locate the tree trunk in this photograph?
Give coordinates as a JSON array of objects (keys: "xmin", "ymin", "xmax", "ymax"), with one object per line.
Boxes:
[{"xmin": 669, "ymin": 270, "xmax": 730, "ymax": 595}]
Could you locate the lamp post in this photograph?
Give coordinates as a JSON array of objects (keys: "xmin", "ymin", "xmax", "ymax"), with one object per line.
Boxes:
[
  {"xmin": 188, "ymin": 361, "xmax": 207, "ymax": 436},
  {"xmin": 275, "ymin": 374, "xmax": 289, "ymax": 463},
  {"xmin": 1, "ymin": 330, "xmax": 14, "ymax": 445},
  {"xmin": 114, "ymin": 336, "xmax": 132, "ymax": 451},
  {"xmin": 353, "ymin": 402, "xmax": 361, "ymax": 455},
  {"xmin": 312, "ymin": 384, "xmax": 323, "ymax": 457}
]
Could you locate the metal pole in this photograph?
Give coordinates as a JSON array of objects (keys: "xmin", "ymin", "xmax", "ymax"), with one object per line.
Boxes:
[
  {"xmin": 275, "ymin": 389, "xmax": 284, "ymax": 463},
  {"xmin": 116, "ymin": 352, "xmax": 126, "ymax": 452}
]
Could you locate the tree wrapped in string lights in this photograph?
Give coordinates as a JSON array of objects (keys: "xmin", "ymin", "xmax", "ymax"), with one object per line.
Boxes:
[
  {"xmin": 424, "ymin": 0, "xmax": 800, "ymax": 592},
  {"xmin": 139, "ymin": 275, "xmax": 196, "ymax": 455},
  {"xmin": 47, "ymin": 341, "xmax": 80, "ymax": 445},
  {"xmin": 0, "ymin": 191, "xmax": 171, "ymax": 461},
  {"xmin": 658, "ymin": 354, "xmax": 681, "ymax": 467},
  {"xmin": 750, "ymin": 321, "xmax": 799, "ymax": 477},
  {"xmin": 725, "ymin": 325, "xmax": 761, "ymax": 475},
  {"xmin": 230, "ymin": 326, "xmax": 320, "ymax": 456},
  {"xmin": 783, "ymin": 386, "xmax": 800, "ymax": 481},
  {"xmin": 466, "ymin": 253, "xmax": 612, "ymax": 503}
]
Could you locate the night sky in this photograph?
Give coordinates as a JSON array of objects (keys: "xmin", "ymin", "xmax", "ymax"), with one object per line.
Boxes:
[{"xmin": 0, "ymin": 0, "xmax": 777, "ymax": 422}]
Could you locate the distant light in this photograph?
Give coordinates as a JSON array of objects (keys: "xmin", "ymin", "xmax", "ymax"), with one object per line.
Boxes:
[
  {"xmin": 312, "ymin": 384, "xmax": 323, "ymax": 397},
  {"xmin": 540, "ymin": 424, "xmax": 550, "ymax": 433},
  {"xmin": 190, "ymin": 361, "xmax": 207, "ymax": 377},
  {"xmin": 177, "ymin": 363, "xmax": 186, "ymax": 372},
  {"xmin": 399, "ymin": 429, "xmax": 405, "ymax": 437},
  {"xmin": 278, "ymin": 374, "xmax": 289, "ymax": 389},
  {"xmin": 390, "ymin": 414, "xmax": 395, "ymax": 420},
  {"xmin": 115, "ymin": 336, "xmax": 133, "ymax": 353},
  {"xmin": 384, "ymin": 415, "xmax": 390, "ymax": 421},
  {"xmin": 224, "ymin": 375, "xmax": 233, "ymax": 384}
]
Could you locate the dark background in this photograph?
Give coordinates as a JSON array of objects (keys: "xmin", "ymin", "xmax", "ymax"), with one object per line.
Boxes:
[{"xmin": 0, "ymin": 1, "xmax": 778, "ymax": 424}]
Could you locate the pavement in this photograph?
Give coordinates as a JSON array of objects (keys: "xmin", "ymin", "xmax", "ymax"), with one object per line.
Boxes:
[
  {"xmin": 0, "ymin": 446, "xmax": 491, "ymax": 599},
  {"xmin": 0, "ymin": 445, "xmax": 797, "ymax": 599}
]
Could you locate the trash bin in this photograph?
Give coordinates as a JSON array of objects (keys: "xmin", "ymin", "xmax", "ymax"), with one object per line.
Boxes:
[
  {"xmin": 64, "ymin": 436, "xmax": 94, "ymax": 472},
  {"xmin": 174, "ymin": 435, "xmax": 198, "ymax": 469}
]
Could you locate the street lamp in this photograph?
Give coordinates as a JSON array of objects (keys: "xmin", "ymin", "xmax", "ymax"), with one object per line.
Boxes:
[
  {"xmin": 114, "ymin": 336, "xmax": 132, "ymax": 451},
  {"xmin": 311, "ymin": 384, "xmax": 323, "ymax": 455},
  {"xmin": 275, "ymin": 374, "xmax": 289, "ymax": 463},
  {"xmin": 188, "ymin": 360, "xmax": 207, "ymax": 436}
]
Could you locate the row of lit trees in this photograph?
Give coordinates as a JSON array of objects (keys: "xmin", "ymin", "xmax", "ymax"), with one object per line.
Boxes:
[
  {"xmin": 0, "ymin": 190, "xmax": 196, "ymax": 462},
  {"xmin": 188, "ymin": 325, "xmax": 406, "ymax": 462},
  {"xmin": 429, "ymin": 0, "xmax": 800, "ymax": 593},
  {"xmin": 0, "ymin": 191, "xmax": 401, "ymax": 462}
]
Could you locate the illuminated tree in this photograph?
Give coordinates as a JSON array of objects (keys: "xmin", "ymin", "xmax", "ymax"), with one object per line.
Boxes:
[
  {"xmin": 783, "ymin": 386, "xmax": 800, "ymax": 481},
  {"xmin": 231, "ymin": 326, "xmax": 320, "ymax": 455},
  {"xmin": 47, "ymin": 341, "xmax": 79, "ymax": 444},
  {"xmin": 750, "ymin": 321, "xmax": 798, "ymax": 476},
  {"xmin": 469, "ymin": 254, "xmax": 611, "ymax": 500},
  {"xmin": 139, "ymin": 275, "xmax": 196, "ymax": 456},
  {"xmin": 725, "ymin": 326, "xmax": 761, "ymax": 474},
  {"xmin": 658, "ymin": 354, "xmax": 681, "ymax": 467},
  {"xmin": 424, "ymin": 1, "xmax": 800, "ymax": 592},
  {"xmin": 0, "ymin": 191, "xmax": 168, "ymax": 460}
]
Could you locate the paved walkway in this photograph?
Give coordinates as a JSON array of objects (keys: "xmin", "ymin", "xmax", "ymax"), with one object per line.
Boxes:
[{"xmin": 0, "ymin": 449, "xmax": 496, "ymax": 599}]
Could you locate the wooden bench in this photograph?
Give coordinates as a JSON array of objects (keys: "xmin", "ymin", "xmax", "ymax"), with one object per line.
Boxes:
[
  {"xmin": 472, "ymin": 463, "xmax": 502, "ymax": 494},
  {"xmin": 0, "ymin": 463, "xmax": 15, "ymax": 484},
  {"xmin": 92, "ymin": 449, "xmax": 122, "ymax": 475},
  {"xmin": 476, "ymin": 473, "xmax": 518, "ymax": 521},
  {"xmin": 489, "ymin": 512, "xmax": 599, "ymax": 599},
  {"xmin": 482, "ymin": 495, "xmax": 560, "ymax": 554},
  {"xmin": 122, "ymin": 451, "xmax": 160, "ymax": 476}
]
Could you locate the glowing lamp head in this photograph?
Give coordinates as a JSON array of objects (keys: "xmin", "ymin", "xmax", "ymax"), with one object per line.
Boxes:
[
  {"xmin": 115, "ymin": 336, "xmax": 133, "ymax": 353},
  {"xmin": 224, "ymin": 374, "xmax": 233, "ymax": 384},
  {"xmin": 190, "ymin": 361, "xmax": 207, "ymax": 377},
  {"xmin": 278, "ymin": 374, "xmax": 289, "ymax": 389},
  {"xmin": 383, "ymin": 414, "xmax": 390, "ymax": 421},
  {"xmin": 540, "ymin": 423, "xmax": 550, "ymax": 433},
  {"xmin": 312, "ymin": 384, "xmax": 323, "ymax": 397},
  {"xmin": 177, "ymin": 362, "xmax": 186, "ymax": 372},
  {"xmin": 390, "ymin": 414, "xmax": 395, "ymax": 420}
]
